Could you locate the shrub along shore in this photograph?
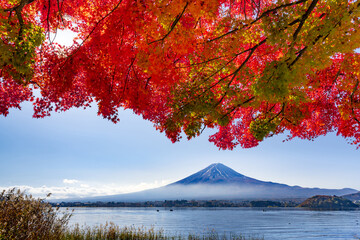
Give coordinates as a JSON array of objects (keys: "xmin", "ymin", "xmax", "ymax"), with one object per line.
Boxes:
[{"xmin": 0, "ymin": 189, "xmax": 262, "ymax": 240}]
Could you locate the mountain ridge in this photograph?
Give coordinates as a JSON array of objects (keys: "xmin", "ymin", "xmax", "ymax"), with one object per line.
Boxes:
[
  {"xmin": 171, "ymin": 163, "xmax": 262, "ymax": 185},
  {"xmin": 54, "ymin": 163, "xmax": 358, "ymax": 202},
  {"xmin": 342, "ymin": 191, "xmax": 360, "ymax": 201}
]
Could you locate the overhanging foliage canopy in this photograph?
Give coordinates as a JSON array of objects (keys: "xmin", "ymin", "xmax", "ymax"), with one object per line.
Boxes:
[{"xmin": 1, "ymin": 0, "xmax": 360, "ymax": 149}]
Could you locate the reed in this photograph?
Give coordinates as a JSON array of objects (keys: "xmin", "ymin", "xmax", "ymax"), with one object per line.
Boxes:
[{"xmin": 63, "ymin": 223, "xmax": 263, "ymax": 240}]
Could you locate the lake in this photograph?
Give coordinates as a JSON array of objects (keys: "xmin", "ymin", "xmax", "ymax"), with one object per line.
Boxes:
[{"xmin": 65, "ymin": 207, "xmax": 360, "ymax": 239}]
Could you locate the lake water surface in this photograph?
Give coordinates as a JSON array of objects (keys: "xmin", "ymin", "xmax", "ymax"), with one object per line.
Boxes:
[{"xmin": 65, "ymin": 207, "xmax": 360, "ymax": 239}]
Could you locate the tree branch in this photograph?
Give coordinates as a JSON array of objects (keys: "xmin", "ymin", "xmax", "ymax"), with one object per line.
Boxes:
[
  {"xmin": 208, "ymin": 0, "xmax": 308, "ymax": 43},
  {"xmin": 221, "ymin": 96, "xmax": 255, "ymax": 120},
  {"xmin": 350, "ymin": 79, "xmax": 360, "ymax": 124},
  {"xmin": 59, "ymin": 0, "xmax": 124, "ymax": 66},
  {"xmin": 148, "ymin": 2, "xmax": 189, "ymax": 44},
  {"xmin": 292, "ymin": 0, "xmax": 319, "ymax": 43},
  {"xmin": 3, "ymin": 0, "xmax": 36, "ymax": 40},
  {"xmin": 214, "ymin": 38, "xmax": 266, "ymax": 107}
]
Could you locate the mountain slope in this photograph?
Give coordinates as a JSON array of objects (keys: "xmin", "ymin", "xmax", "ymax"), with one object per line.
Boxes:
[
  {"xmin": 171, "ymin": 163, "xmax": 262, "ymax": 185},
  {"xmin": 342, "ymin": 191, "xmax": 360, "ymax": 201},
  {"xmin": 59, "ymin": 163, "xmax": 358, "ymax": 202}
]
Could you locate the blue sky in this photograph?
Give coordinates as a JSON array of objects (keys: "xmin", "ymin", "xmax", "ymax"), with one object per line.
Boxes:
[
  {"xmin": 0, "ymin": 99, "xmax": 359, "ymax": 199},
  {"xmin": 1, "ymin": 31, "xmax": 359, "ymax": 199}
]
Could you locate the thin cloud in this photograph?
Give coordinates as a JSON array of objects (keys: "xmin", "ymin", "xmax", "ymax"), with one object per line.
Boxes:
[
  {"xmin": 0, "ymin": 180, "xmax": 171, "ymax": 200},
  {"xmin": 63, "ymin": 179, "xmax": 79, "ymax": 184}
]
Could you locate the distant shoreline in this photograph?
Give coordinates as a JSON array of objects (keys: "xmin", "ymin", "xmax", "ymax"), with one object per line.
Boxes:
[
  {"xmin": 52, "ymin": 199, "xmax": 304, "ymax": 208},
  {"xmin": 53, "ymin": 197, "xmax": 360, "ymax": 210}
]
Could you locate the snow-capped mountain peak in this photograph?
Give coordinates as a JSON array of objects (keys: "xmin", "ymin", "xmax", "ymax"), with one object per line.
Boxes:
[{"xmin": 172, "ymin": 163, "xmax": 258, "ymax": 185}]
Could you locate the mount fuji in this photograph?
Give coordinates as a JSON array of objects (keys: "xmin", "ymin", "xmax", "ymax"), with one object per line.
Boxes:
[
  {"xmin": 171, "ymin": 163, "xmax": 269, "ymax": 185},
  {"xmin": 66, "ymin": 163, "xmax": 358, "ymax": 202}
]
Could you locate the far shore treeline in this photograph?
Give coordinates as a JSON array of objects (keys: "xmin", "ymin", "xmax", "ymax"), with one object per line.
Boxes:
[
  {"xmin": 52, "ymin": 199, "xmax": 306, "ymax": 208},
  {"xmin": 53, "ymin": 196, "xmax": 360, "ymax": 210}
]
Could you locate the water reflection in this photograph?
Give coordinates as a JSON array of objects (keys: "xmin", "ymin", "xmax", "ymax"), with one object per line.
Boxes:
[{"xmin": 65, "ymin": 207, "xmax": 360, "ymax": 239}]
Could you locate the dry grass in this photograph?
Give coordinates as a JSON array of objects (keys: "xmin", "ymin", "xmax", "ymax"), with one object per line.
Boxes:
[
  {"xmin": 63, "ymin": 223, "xmax": 168, "ymax": 240},
  {"xmin": 0, "ymin": 188, "xmax": 71, "ymax": 240},
  {"xmin": 63, "ymin": 224, "xmax": 263, "ymax": 240}
]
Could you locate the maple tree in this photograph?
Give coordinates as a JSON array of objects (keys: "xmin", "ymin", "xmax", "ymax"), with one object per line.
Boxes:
[{"xmin": 1, "ymin": 0, "xmax": 360, "ymax": 149}]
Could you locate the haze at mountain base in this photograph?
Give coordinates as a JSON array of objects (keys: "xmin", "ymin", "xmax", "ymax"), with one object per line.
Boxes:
[{"xmin": 56, "ymin": 163, "xmax": 357, "ymax": 202}]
